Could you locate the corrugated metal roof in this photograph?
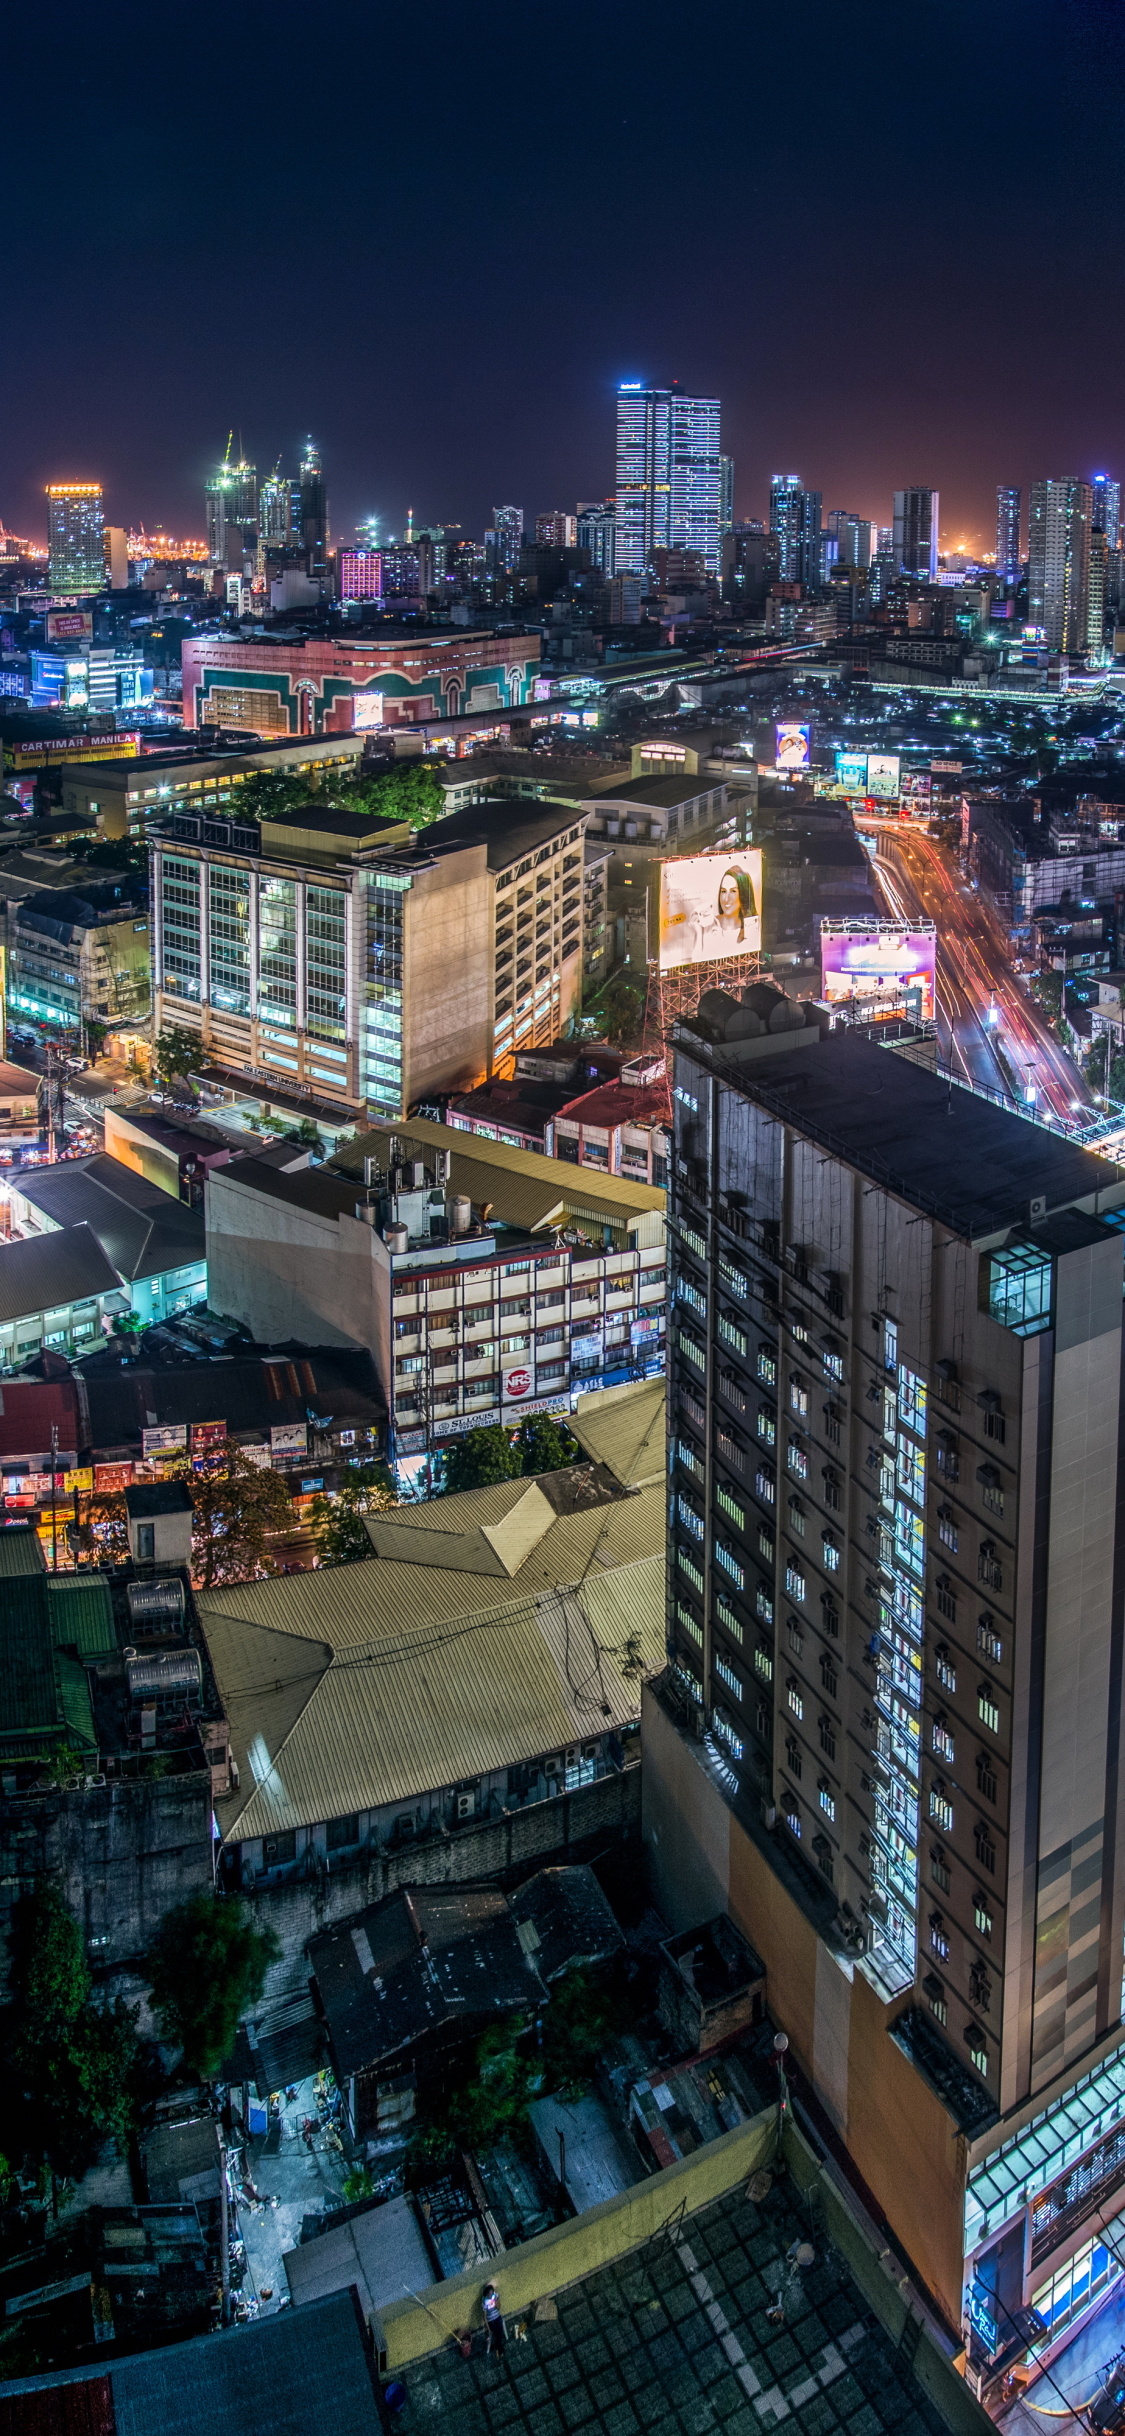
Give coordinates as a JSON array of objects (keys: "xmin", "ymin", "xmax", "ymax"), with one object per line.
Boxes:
[
  {"xmin": 0, "ymin": 1225, "xmax": 121, "ymax": 1323},
  {"xmin": 48, "ymin": 1574, "xmax": 117, "ymax": 1659},
  {"xmin": 0, "ymin": 1523, "xmax": 46, "ymax": 1576},
  {"xmin": 569, "ymin": 1379, "xmax": 667, "ymax": 1487},
  {"xmin": 200, "ymin": 1481, "xmax": 665, "ymax": 1843},
  {"xmin": 15, "ymin": 1155, "xmax": 203, "ymax": 1284}
]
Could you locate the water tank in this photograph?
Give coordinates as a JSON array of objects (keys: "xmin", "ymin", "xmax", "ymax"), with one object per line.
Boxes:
[
  {"xmin": 126, "ymin": 1577, "xmax": 185, "ymax": 1627},
  {"xmin": 449, "ymin": 1195, "xmax": 472, "ymax": 1236},
  {"xmin": 408, "ymin": 1160, "xmax": 426, "ymax": 1188},
  {"xmin": 384, "ymin": 1222, "xmax": 409, "ymax": 1253},
  {"xmin": 125, "ymin": 1646, "xmax": 202, "ymax": 1703}
]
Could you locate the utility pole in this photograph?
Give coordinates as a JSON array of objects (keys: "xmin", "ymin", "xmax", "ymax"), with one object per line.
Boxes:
[{"xmin": 50, "ymin": 1420, "xmax": 59, "ymax": 1572}]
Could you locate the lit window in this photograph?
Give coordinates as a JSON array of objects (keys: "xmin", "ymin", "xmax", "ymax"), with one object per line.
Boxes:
[
  {"xmin": 930, "ymin": 1782, "xmax": 954, "ymax": 1831},
  {"xmin": 898, "ymin": 1364, "xmax": 927, "ymax": 1436},
  {"xmin": 785, "ymin": 1559, "xmax": 806, "ymax": 1603},
  {"xmin": 818, "ymin": 1778, "xmax": 836, "ymax": 1820},
  {"xmin": 930, "ymin": 1913, "xmax": 950, "ymax": 1961},
  {"xmin": 786, "ymin": 1677, "xmax": 804, "ymax": 1721},
  {"xmin": 932, "ymin": 1716, "xmax": 955, "ymax": 1763},
  {"xmin": 978, "ymin": 1683, "xmax": 1000, "ymax": 1735},
  {"xmin": 967, "ymin": 2034, "xmax": 989, "ymax": 2078},
  {"xmin": 974, "ymin": 1894, "xmax": 993, "ymax": 1939},
  {"xmin": 822, "ymin": 1532, "xmax": 841, "ymax": 1572}
]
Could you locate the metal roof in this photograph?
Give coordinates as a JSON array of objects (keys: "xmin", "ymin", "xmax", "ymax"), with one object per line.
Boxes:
[
  {"xmin": 568, "ymin": 1379, "xmax": 667, "ymax": 1487},
  {"xmin": 13, "ymin": 1155, "xmax": 203, "ymax": 1284},
  {"xmin": 200, "ymin": 1478, "xmax": 665, "ymax": 1843},
  {"xmin": 0, "ymin": 1225, "xmax": 121, "ymax": 1325}
]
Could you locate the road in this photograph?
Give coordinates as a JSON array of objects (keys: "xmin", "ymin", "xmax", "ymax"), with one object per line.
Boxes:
[{"xmin": 864, "ymin": 819, "xmax": 1094, "ymax": 1126}]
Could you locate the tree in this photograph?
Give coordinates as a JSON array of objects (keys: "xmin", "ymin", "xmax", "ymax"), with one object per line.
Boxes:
[
  {"xmin": 442, "ymin": 1425, "xmax": 522, "ymax": 1493},
  {"xmin": 311, "ymin": 1461, "xmax": 397, "ymax": 1566},
  {"xmin": 173, "ymin": 1442, "xmax": 294, "ymax": 1588},
  {"xmin": 515, "ymin": 1414, "xmax": 580, "ymax": 1476},
  {"xmin": 235, "ymin": 770, "xmax": 319, "ymax": 822},
  {"xmin": 9, "ymin": 1883, "xmax": 140, "ymax": 2180},
  {"xmin": 154, "ymin": 1024, "xmax": 201, "ymax": 1085},
  {"xmin": 342, "ymin": 760, "xmax": 446, "ymax": 830},
  {"xmin": 590, "ymin": 971, "xmax": 647, "ymax": 1049},
  {"xmin": 145, "ymin": 1896, "xmax": 280, "ymax": 2078},
  {"xmin": 69, "ymin": 834, "xmax": 148, "ymax": 876}
]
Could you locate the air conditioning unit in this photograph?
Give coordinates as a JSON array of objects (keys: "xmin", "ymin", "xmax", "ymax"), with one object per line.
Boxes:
[
  {"xmin": 543, "ymin": 1755, "xmax": 562, "ymax": 1777},
  {"xmin": 455, "ymin": 1791, "xmax": 476, "ymax": 1821}
]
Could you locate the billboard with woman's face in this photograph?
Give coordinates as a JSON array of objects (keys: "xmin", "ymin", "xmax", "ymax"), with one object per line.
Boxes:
[{"xmin": 658, "ymin": 849, "xmax": 764, "ymax": 971}]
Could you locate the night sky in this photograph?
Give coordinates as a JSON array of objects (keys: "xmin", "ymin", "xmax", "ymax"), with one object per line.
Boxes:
[{"xmin": 5, "ymin": 0, "xmax": 1125, "ymax": 552}]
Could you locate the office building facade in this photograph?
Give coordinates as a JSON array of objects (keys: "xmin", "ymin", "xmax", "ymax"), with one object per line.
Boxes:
[
  {"xmin": 180, "ymin": 627, "xmax": 542, "ymax": 736},
  {"xmin": 1029, "ymin": 478, "xmax": 1093, "ymax": 654},
  {"xmin": 769, "ymin": 476, "xmax": 823, "ymax": 587},
  {"xmin": 827, "ymin": 511, "xmax": 875, "ymax": 572},
  {"xmin": 492, "ymin": 506, "xmax": 524, "ymax": 575},
  {"xmin": 151, "ymin": 795, "xmax": 586, "ymax": 1125},
  {"xmin": 996, "ymin": 487, "xmax": 1022, "ymax": 584},
  {"xmin": 616, "ymin": 386, "xmax": 723, "ymax": 578},
  {"xmin": 576, "ymin": 503, "xmax": 616, "ymax": 577},
  {"xmin": 893, "ymin": 486, "xmax": 940, "ymax": 580},
  {"xmin": 46, "ymin": 484, "xmax": 105, "ymax": 596},
  {"xmin": 338, "ymin": 548, "xmax": 383, "ymax": 602},
  {"xmin": 648, "ymin": 1011, "xmax": 1125, "ymax": 2376}
]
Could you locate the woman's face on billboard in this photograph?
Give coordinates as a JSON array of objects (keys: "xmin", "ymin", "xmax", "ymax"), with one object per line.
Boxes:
[{"xmin": 718, "ymin": 873, "xmax": 741, "ymax": 916}]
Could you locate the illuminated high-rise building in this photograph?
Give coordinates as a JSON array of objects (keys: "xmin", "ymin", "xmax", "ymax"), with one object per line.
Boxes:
[
  {"xmin": 827, "ymin": 509, "xmax": 875, "ymax": 572},
  {"xmin": 206, "ymin": 442, "xmax": 258, "ymax": 571},
  {"xmin": 259, "ymin": 463, "xmax": 294, "ymax": 546},
  {"xmin": 1028, "ymin": 477, "xmax": 1093, "ymax": 653},
  {"xmin": 46, "ymin": 483, "xmax": 104, "ymax": 594},
  {"xmin": 576, "ymin": 503, "xmax": 616, "ymax": 577},
  {"xmin": 769, "ymin": 476, "xmax": 822, "ymax": 587},
  {"xmin": 1093, "ymin": 473, "xmax": 1121, "ymax": 547},
  {"xmin": 893, "ymin": 486, "xmax": 939, "ymax": 580},
  {"xmin": 719, "ymin": 454, "xmax": 735, "ymax": 534},
  {"xmin": 995, "ymin": 485, "xmax": 1022, "ymax": 583},
  {"xmin": 615, "ymin": 386, "xmax": 723, "ymax": 578},
  {"xmin": 299, "ymin": 439, "xmax": 328, "ymax": 580},
  {"xmin": 492, "ymin": 506, "xmax": 525, "ymax": 575}
]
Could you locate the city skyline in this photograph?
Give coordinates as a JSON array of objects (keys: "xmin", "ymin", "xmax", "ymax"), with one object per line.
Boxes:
[{"xmin": 4, "ymin": 0, "xmax": 1125, "ymax": 549}]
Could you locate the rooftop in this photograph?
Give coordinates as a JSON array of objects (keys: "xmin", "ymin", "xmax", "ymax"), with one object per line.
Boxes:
[
  {"xmin": 198, "ymin": 1394, "xmax": 665, "ymax": 1843},
  {"xmin": 405, "ymin": 2180, "xmax": 961, "ymax": 2436},
  {"xmin": 13, "ymin": 1156, "xmax": 204, "ymax": 1284},
  {"xmin": 417, "ymin": 795, "xmax": 586, "ymax": 870},
  {"xmin": 557, "ymin": 1080, "xmax": 670, "ymax": 1132},
  {"xmin": 0, "ymin": 1224, "xmax": 121, "ymax": 1325},
  {"xmin": 590, "ymin": 772, "xmax": 725, "ymax": 806},
  {"xmin": 680, "ymin": 1026, "xmax": 1125, "ymax": 1239},
  {"xmin": 331, "ymin": 1115, "xmax": 664, "ymax": 1237}
]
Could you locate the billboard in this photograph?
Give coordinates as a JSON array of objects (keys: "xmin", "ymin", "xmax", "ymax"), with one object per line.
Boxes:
[
  {"xmin": 775, "ymin": 722, "xmax": 810, "ymax": 775},
  {"xmin": 501, "ymin": 1362, "xmax": 536, "ymax": 1405},
  {"xmin": 46, "ymin": 610, "xmax": 94, "ymax": 646},
  {"xmin": 865, "ymin": 753, "xmax": 901, "ymax": 800},
  {"xmin": 658, "ymin": 848, "xmax": 763, "ymax": 971},
  {"xmin": 352, "ymin": 690, "xmax": 385, "ymax": 731},
  {"xmin": 835, "ymin": 750, "xmax": 868, "ymax": 791},
  {"xmin": 270, "ymin": 1423, "xmax": 308, "ymax": 1454},
  {"xmin": 820, "ymin": 923, "xmax": 936, "ymax": 1021},
  {"xmin": 142, "ymin": 1424, "xmax": 187, "ymax": 1457}
]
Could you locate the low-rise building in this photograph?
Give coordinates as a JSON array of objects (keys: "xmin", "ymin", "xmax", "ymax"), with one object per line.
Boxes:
[
  {"xmin": 180, "ymin": 626, "xmax": 542, "ymax": 737},
  {"xmin": 56, "ymin": 730, "xmax": 368, "ymax": 841},
  {"xmin": 9, "ymin": 1152, "xmax": 206, "ymax": 1326},
  {"xmin": 198, "ymin": 1384, "xmax": 665, "ymax": 1896},
  {"xmin": 548, "ymin": 1070, "xmax": 670, "ymax": 1187},
  {"xmin": 6, "ymin": 875, "xmax": 149, "ymax": 1034},
  {"xmin": 205, "ymin": 1118, "xmax": 665, "ymax": 1455},
  {"xmin": 0, "ymin": 1222, "xmax": 124, "ymax": 1370}
]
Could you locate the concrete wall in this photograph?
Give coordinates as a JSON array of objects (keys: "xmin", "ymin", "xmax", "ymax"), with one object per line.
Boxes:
[
  {"xmin": 0, "ymin": 1774, "xmax": 214, "ymax": 1996},
  {"xmin": 403, "ymin": 848, "xmax": 492, "ymax": 1106},
  {"xmin": 246, "ymin": 1762, "xmax": 642, "ymax": 1999},
  {"xmin": 204, "ymin": 1169, "xmax": 376, "ymax": 1351},
  {"xmin": 641, "ymin": 1685, "xmax": 969, "ymax": 2334},
  {"xmin": 377, "ymin": 2111, "xmax": 776, "ymax": 2367}
]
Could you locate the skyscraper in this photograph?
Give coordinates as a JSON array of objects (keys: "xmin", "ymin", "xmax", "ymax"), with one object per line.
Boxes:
[
  {"xmin": 893, "ymin": 486, "xmax": 939, "ymax": 579},
  {"xmin": 827, "ymin": 510, "xmax": 875, "ymax": 572},
  {"xmin": 1028, "ymin": 478, "xmax": 1093, "ymax": 652},
  {"xmin": 995, "ymin": 486, "xmax": 1022, "ymax": 583},
  {"xmin": 615, "ymin": 385, "xmax": 723, "ymax": 577},
  {"xmin": 769, "ymin": 476, "xmax": 823, "ymax": 587},
  {"xmin": 492, "ymin": 505, "xmax": 524, "ymax": 575},
  {"xmin": 299, "ymin": 440, "xmax": 328, "ymax": 581},
  {"xmin": 46, "ymin": 483, "xmax": 104, "ymax": 595},
  {"xmin": 576, "ymin": 503, "xmax": 616, "ymax": 577},
  {"xmin": 651, "ymin": 1007, "xmax": 1125, "ymax": 2360},
  {"xmin": 205, "ymin": 442, "xmax": 258, "ymax": 571},
  {"xmin": 259, "ymin": 462, "xmax": 294, "ymax": 547},
  {"xmin": 1093, "ymin": 473, "xmax": 1121, "ymax": 546},
  {"xmin": 719, "ymin": 455, "xmax": 735, "ymax": 534}
]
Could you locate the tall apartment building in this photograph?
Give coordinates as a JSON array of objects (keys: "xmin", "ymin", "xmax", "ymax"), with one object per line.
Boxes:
[
  {"xmin": 648, "ymin": 1010, "xmax": 1125, "ymax": 2381},
  {"xmin": 893, "ymin": 486, "xmax": 940, "ymax": 580},
  {"xmin": 996, "ymin": 486, "xmax": 1022, "ymax": 583},
  {"xmin": 205, "ymin": 449, "xmax": 258, "ymax": 572},
  {"xmin": 615, "ymin": 386, "xmax": 723, "ymax": 578},
  {"xmin": 827, "ymin": 510, "xmax": 875, "ymax": 572},
  {"xmin": 492, "ymin": 506, "xmax": 525, "ymax": 575},
  {"xmin": 205, "ymin": 1117, "xmax": 665, "ymax": 1457},
  {"xmin": 1093, "ymin": 473, "xmax": 1121, "ymax": 548},
  {"xmin": 46, "ymin": 484, "xmax": 104, "ymax": 595},
  {"xmin": 1028, "ymin": 478, "xmax": 1093, "ymax": 655},
  {"xmin": 769, "ymin": 476, "xmax": 823, "ymax": 587},
  {"xmin": 576, "ymin": 502, "xmax": 616, "ymax": 577},
  {"xmin": 151, "ymin": 795, "xmax": 587, "ymax": 1128}
]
